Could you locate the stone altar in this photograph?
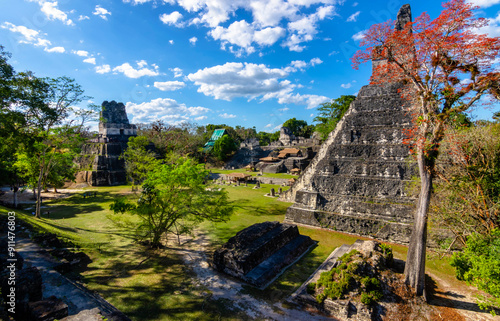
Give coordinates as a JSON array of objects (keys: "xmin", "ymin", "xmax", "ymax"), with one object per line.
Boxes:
[{"xmin": 213, "ymin": 221, "xmax": 315, "ymax": 288}]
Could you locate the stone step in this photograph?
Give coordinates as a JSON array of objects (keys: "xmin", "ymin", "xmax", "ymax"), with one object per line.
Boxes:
[
  {"xmin": 290, "ymin": 243, "xmax": 352, "ymax": 300},
  {"xmin": 244, "ymin": 235, "xmax": 315, "ymax": 288}
]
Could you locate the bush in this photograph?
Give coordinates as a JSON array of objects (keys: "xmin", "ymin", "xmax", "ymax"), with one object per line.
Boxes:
[{"xmin": 450, "ymin": 229, "xmax": 500, "ymax": 315}]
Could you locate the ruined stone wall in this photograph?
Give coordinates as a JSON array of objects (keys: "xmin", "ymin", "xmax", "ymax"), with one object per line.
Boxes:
[{"xmin": 280, "ymin": 82, "xmax": 417, "ymax": 244}]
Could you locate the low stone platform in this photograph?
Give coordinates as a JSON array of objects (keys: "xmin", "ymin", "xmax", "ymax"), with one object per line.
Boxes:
[{"xmin": 213, "ymin": 221, "xmax": 315, "ymax": 289}]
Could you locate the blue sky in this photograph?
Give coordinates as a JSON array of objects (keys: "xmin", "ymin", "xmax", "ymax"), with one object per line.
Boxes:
[{"xmin": 1, "ymin": 0, "xmax": 499, "ymax": 132}]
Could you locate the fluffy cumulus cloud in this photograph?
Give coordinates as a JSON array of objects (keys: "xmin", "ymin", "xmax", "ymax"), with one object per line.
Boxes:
[
  {"xmin": 72, "ymin": 50, "xmax": 89, "ymax": 57},
  {"xmin": 154, "ymin": 80, "xmax": 186, "ymax": 91},
  {"xmin": 126, "ymin": 98, "xmax": 211, "ymax": 124},
  {"xmin": 189, "ymin": 36, "xmax": 198, "ymax": 45},
  {"xmin": 170, "ymin": 67, "xmax": 183, "ymax": 77},
  {"xmin": 95, "ymin": 64, "xmax": 111, "ymax": 74},
  {"xmin": 113, "ymin": 61, "xmax": 160, "ymax": 78},
  {"xmin": 1, "ymin": 22, "xmax": 51, "ymax": 47},
  {"xmin": 151, "ymin": 0, "xmax": 342, "ymax": 55},
  {"xmin": 284, "ymin": 5, "xmax": 337, "ymax": 52},
  {"xmin": 467, "ymin": 0, "xmax": 500, "ymax": 7},
  {"xmin": 83, "ymin": 57, "xmax": 96, "ymax": 64},
  {"xmin": 187, "ymin": 62, "xmax": 329, "ymax": 108},
  {"xmin": 44, "ymin": 46, "xmax": 65, "ymax": 53},
  {"xmin": 41, "ymin": 1, "xmax": 74, "ymax": 25},
  {"xmin": 284, "ymin": 57, "xmax": 322, "ymax": 72},
  {"xmin": 188, "ymin": 62, "xmax": 288, "ymax": 101},
  {"xmin": 93, "ymin": 5, "xmax": 111, "ymax": 20},
  {"xmin": 160, "ymin": 11, "xmax": 184, "ymax": 27}
]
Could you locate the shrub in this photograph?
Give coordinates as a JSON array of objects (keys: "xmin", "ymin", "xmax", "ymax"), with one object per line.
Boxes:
[{"xmin": 450, "ymin": 229, "xmax": 500, "ymax": 315}]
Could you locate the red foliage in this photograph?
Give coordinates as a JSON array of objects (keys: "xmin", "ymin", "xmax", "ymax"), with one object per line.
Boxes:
[{"xmin": 352, "ymin": 0, "xmax": 500, "ymax": 159}]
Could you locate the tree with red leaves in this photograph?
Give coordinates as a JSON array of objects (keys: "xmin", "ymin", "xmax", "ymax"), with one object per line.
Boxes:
[{"xmin": 352, "ymin": 0, "xmax": 500, "ymax": 299}]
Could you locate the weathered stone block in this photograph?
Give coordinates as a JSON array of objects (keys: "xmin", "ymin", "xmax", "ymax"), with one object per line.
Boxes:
[
  {"xmin": 213, "ymin": 221, "xmax": 315, "ymax": 288},
  {"xmin": 29, "ymin": 296, "xmax": 68, "ymax": 321}
]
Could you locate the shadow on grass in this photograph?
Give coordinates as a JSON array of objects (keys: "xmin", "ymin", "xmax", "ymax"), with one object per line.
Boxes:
[
  {"xmin": 83, "ymin": 245, "xmax": 239, "ymax": 321},
  {"xmin": 40, "ymin": 192, "xmax": 122, "ymax": 219}
]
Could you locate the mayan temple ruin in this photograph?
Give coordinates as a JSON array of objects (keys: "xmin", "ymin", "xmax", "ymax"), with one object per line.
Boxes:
[
  {"xmin": 280, "ymin": 5, "xmax": 416, "ymax": 244},
  {"xmin": 75, "ymin": 101, "xmax": 137, "ymax": 186}
]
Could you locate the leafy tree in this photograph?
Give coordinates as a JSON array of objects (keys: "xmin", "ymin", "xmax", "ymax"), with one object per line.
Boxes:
[
  {"xmin": 282, "ymin": 118, "xmax": 312, "ymax": 138},
  {"xmin": 352, "ymin": 0, "xmax": 500, "ymax": 297},
  {"xmin": 212, "ymin": 134, "xmax": 237, "ymax": 161},
  {"xmin": 432, "ymin": 123, "xmax": 500, "ymax": 244},
  {"xmin": 450, "ymin": 229, "xmax": 500, "ymax": 315},
  {"xmin": 121, "ymin": 136, "xmax": 158, "ymax": 189},
  {"xmin": 110, "ymin": 157, "xmax": 233, "ymax": 247},
  {"xmin": 314, "ymin": 95, "xmax": 356, "ymax": 140},
  {"xmin": 20, "ymin": 77, "xmax": 90, "ymax": 218}
]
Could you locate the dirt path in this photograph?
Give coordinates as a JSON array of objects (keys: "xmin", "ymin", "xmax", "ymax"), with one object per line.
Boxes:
[
  {"xmin": 175, "ymin": 232, "xmax": 335, "ymax": 321},
  {"xmin": 427, "ymin": 271, "xmax": 498, "ymax": 321},
  {"xmin": 176, "ymin": 231, "xmax": 499, "ymax": 321}
]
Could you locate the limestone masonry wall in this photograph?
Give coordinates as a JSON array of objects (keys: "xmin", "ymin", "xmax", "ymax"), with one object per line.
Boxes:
[{"xmin": 280, "ymin": 82, "xmax": 417, "ymax": 244}]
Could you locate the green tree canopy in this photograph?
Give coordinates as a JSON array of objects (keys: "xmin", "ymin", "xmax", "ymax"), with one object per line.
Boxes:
[
  {"xmin": 314, "ymin": 95, "xmax": 356, "ymax": 140},
  {"xmin": 110, "ymin": 157, "xmax": 233, "ymax": 247},
  {"xmin": 122, "ymin": 136, "xmax": 159, "ymax": 189},
  {"xmin": 282, "ymin": 118, "xmax": 313, "ymax": 138},
  {"xmin": 212, "ymin": 134, "xmax": 237, "ymax": 161}
]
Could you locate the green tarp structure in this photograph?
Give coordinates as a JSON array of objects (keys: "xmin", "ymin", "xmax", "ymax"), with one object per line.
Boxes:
[{"xmin": 203, "ymin": 128, "xmax": 227, "ymax": 152}]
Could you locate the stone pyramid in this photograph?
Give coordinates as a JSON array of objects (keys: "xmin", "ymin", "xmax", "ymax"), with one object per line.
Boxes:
[
  {"xmin": 280, "ymin": 6, "xmax": 417, "ymax": 244},
  {"xmin": 281, "ymin": 81, "xmax": 416, "ymax": 244}
]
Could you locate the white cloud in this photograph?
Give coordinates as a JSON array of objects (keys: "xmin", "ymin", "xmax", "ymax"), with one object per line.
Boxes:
[
  {"xmin": 285, "ymin": 57, "xmax": 322, "ymax": 72},
  {"xmin": 284, "ymin": 5, "xmax": 336, "ymax": 52},
  {"xmin": 1, "ymin": 22, "xmax": 51, "ymax": 48},
  {"xmin": 93, "ymin": 5, "xmax": 111, "ymax": 20},
  {"xmin": 161, "ymin": 0, "xmax": 342, "ymax": 55},
  {"xmin": 475, "ymin": 13, "xmax": 500, "ymax": 37},
  {"xmin": 78, "ymin": 15, "xmax": 90, "ymax": 21},
  {"xmin": 169, "ymin": 40, "xmax": 174, "ymax": 44},
  {"xmin": 160, "ymin": 11, "xmax": 184, "ymax": 27},
  {"xmin": 170, "ymin": 67, "xmax": 183, "ymax": 78},
  {"xmin": 310, "ymin": 57, "xmax": 322, "ymax": 66},
  {"xmin": 188, "ymin": 61, "xmax": 329, "ymax": 108},
  {"xmin": 126, "ymin": 98, "xmax": 211, "ymax": 124},
  {"xmin": 352, "ymin": 30, "xmax": 366, "ymax": 41},
  {"xmin": 41, "ymin": 2, "xmax": 74, "ymax": 26},
  {"xmin": 154, "ymin": 81, "xmax": 186, "ymax": 91},
  {"xmin": 44, "ymin": 46, "xmax": 65, "ymax": 53},
  {"xmin": 254, "ymin": 27, "xmax": 286, "ymax": 46},
  {"xmin": 195, "ymin": 115, "xmax": 207, "ymax": 121},
  {"xmin": 341, "ymin": 80, "xmax": 356, "ymax": 89},
  {"xmin": 467, "ymin": 0, "xmax": 500, "ymax": 7},
  {"xmin": 278, "ymin": 107, "xmax": 289, "ymax": 112},
  {"xmin": 347, "ymin": 11, "xmax": 360, "ymax": 22},
  {"xmin": 210, "ymin": 21, "xmax": 286, "ymax": 55},
  {"xmin": 188, "ymin": 62, "xmax": 288, "ymax": 101},
  {"xmin": 189, "ymin": 36, "xmax": 198, "ymax": 45},
  {"xmin": 219, "ymin": 113, "xmax": 237, "ymax": 118},
  {"xmin": 95, "ymin": 64, "xmax": 111, "ymax": 74},
  {"xmin": 83, "ymin": 57, "xmax": 96, "ymax": 64},
  {"xmin": 72, "ymin": 50, "xmax": 89, "ymax": 57},
  {"xmin": 113, "ymin": 61, "xmax": 160, "ymax": 78}
]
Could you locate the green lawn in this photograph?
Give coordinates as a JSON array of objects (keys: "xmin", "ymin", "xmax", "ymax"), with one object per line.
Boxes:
[
  {"xmin": 209, "ymin": 168, "xmax": 297, "ymax": 179},
  {"xmin": 0, "ymin": 183, "xmax": 465, "ymax": 320}
]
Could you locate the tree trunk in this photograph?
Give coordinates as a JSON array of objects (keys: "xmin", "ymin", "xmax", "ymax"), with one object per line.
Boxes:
[
  {"xmin": 404, "ymin": 149, "xmax": 432, "ymax": 299},
  {"xmin": 36, "ymin": 167, "xmax": 44, "ymax": 218},
  {"xmin": 13, "ymin": 186, "xmax": 18, "ymax": 208}
]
